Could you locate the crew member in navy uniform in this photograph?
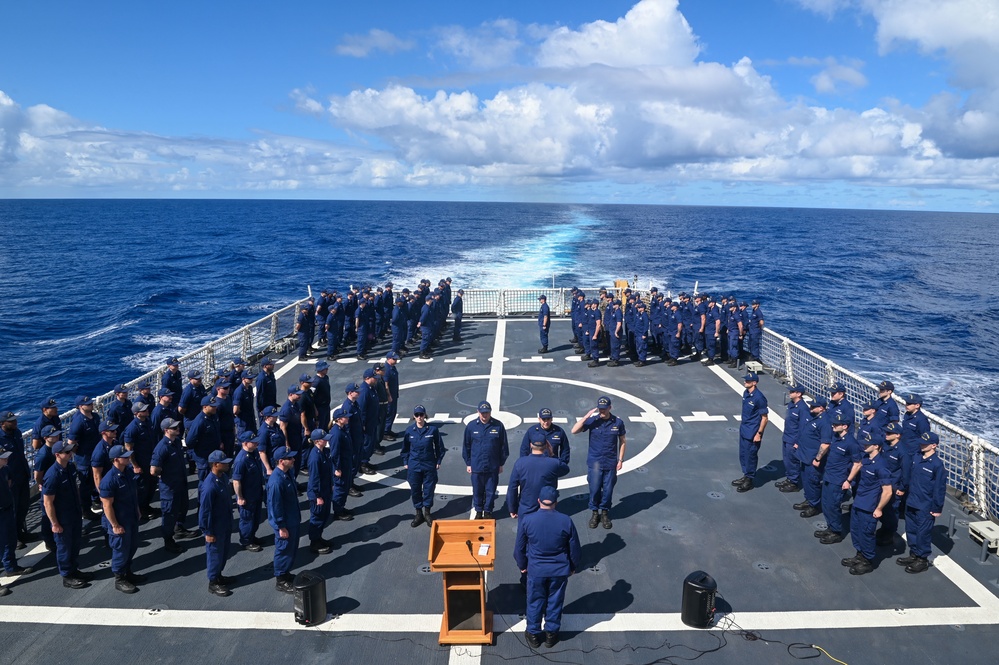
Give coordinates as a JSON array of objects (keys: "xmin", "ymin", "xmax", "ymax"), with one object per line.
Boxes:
[
  {"xmin": 873, "ymin": 380, "xmax": 900, "ymax": 431},
  {"xmin": 877, "ymin": 422, "xmax": 904, "ymax": 545},
  {"xmin": 306, "ymin": 429, "xmax": 333, "ymax": 554},
  {"xmin": 814, "ymin": 413, "xmax": 862, "ymax": 545},
  {"xmin": 33, "ymin": 425, "xmax": 62, "ymax": 551},
  {"xmin": 841, "ymin": 431, "xmax": 893, "ymax": 575},
  {"xmin": 382, "ymin": 352, "xmax": 401, "ymax": 441},
  {"xmin": 162, "ymin": 357, "xmax": 184, "ymax": 403},
  {"xmin": 418, "ymin": 296, "xmax": 434, "ymax": 359},
  {"xmin": 188, "ymin": 394, "xmax": 222, "ymax": 486},
  {"xmin": 327, "ymin": 407, "xmax": 355, "ymax": 522},
  {"xmin": 267, "ymin": 448, "xmax": 301, "ymax": 593},
  {"xmin": 793, "ymin": 397, "xmax": 831, "ymax": 518},
  {"xmin": 776, "ymin": 384, "xmax": 807, "ymax": 493},
  {"xmin": 123, "ymin": 402, "xmax": 158, "ymax": 520},
  {"xmin": 748, "ymin": 299, "xmax": 764, "ymax": 361},
  {"xmin": 0, "ymin": 412, "xmax": 31, "ymax": 549},
  {"xmin": 232, "ymin": 369, "xmax": 258, "ymax": 437},
  {"xmin": 107, "ymin": 384, "xmax": 134, "ymax": 432},
  {"xmin": 857, "ymin": 401, "xmax": 885, "ymax": 450},
  {"xmin": 31, "ymin": 397, "xmax": 61, "ymax": 451},
  {"xmin": 827, "ymin": 383, "xmax": 855, "ymax": 424},
  {"xmin": 213, "ymin": 380, "xmax": 236, "ymax": 458},
  {"xmin": 462, "ymin": 401, "xmax": 509, "ymax": 519},
  {"xmin": 899, "ymin": 393, "xmax": 931, "ymax": 474},
  {"xmin": 340, "ymin": 384, "xmax": 363, "ymax": 498},
  {"xmin": 296, "ymin": 304, "xmax": 311, "ymax": 361},
  {"xmin": 178, "ymin": 370, "xmax": 207, "ymax": 433},
  {"xmin": 391, "ymin": 297, "xmax": 408, "ymax": 355},
  {"xmin": 255, "ymin": 406, "xmax": 283, "ymax": 476},
  {"xmin": 151, "ymin": 388, "xmax": 182, "ymax": 440},
  {"xmin": 896, "ymin": 432, "xmax": 947, "ymax": 574},
  {"xmin": 357, "ymin": 368, "xmax": 380, "ymax": 475},
  {"xmin": 451, "ymin": 289, "xmax": 464, "ymax": 342},
  {"xmin": 199, "ymin": 449, "xmax": 235, "ymax": 596},
  {"xmin": 90, "ymin": 420, "xmax": 119, "ymax": 502},
  {"xmin": 1, "ymin": 450, "xmax": 35, "ymax": 591},
  {"xmin": 572, "ymin": 396, "xmax": 626, "ymax": 529},
  {"xmin": 519, "ymin": 408, "xmax": 571, "ymax": 465},
  {"xmin": 402, "ymin": 405, "xmax": 446, "ymax": 527},
  {"xmin": 732, "ymin": 372, "xmax": 768, "ymax": 493},
  {"xmin": 514, "ymin": 486, "xmax": 581, "ymax": 649},
  {"xmin": 537, "ymin": 294, "xmax": 551, "ymax": 353},
  {"xmin": 277, "ymin": 386, "xmax": 304, "ymax": 474},
  {"xmin": 313, "ymin": 361, "xmax": 332, "ymax": 431},
  {"xmin": 99, "ymin": 444, "xmax": 145, "ymax": 594},
  {"xmin": 607, "ymin": 300, "xmax": 624, "ymax": 367},
  {"xmin": 354, "ymin": 298, "xmax": 370, "ymax": 360},
  {"xmin": 42, "ymin": 440, "xmax": 92, "ymax": 588},
  {"xmin": 232, "ymin": 431, "xmax": 264, "ymax": 552},
  {"xmin": 725, "ymin": 302, "xmax": 742, "ymax": 368},
  {"xmin": 255, "ymin": 357, "xmax": 278, "ymax": 416},
  {"xmin": 507, "ymin": 437, "xmax": 569, "ymax": 519},
  {"xmin": 150, "ymin": 418, "xmax": 195, "ymax": 553}
]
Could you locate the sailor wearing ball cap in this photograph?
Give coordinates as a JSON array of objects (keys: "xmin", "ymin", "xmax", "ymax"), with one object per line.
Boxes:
[
  {"xmin": 199, "ymin": 449, "xmax": 235, "ymax": 596},
  {"xmin": 514, "ymin": 485, "xmax": 581, "ymax": 649},
  {"xmin": 899, "ymin": 393, "xmax": 931, "ymax": 464},
  {"xmin": 896, "ymin": 431, "xmax": 947, "ymax": 574},
  {"xmin": 815, "ymin": 413, "xmax": 862, "ymax": 545},
  {"xmin": 776, "ymin": 384, "xmax": 807, "ymax": 493},
  {"xmin": 267, "ymin": 448, "xmax": 301, "ymax": 593},
  {"xmin": 841, "ymin": 431, "xmax": 893, "ymax": 576},
  {"xmin": 162, "ymin": 357, "xmax": 184, "ymax": 405},
  {"xmin": 306, "ymin": 429, "xmax": 333, "ymax": 554},
  {"xmin": 462, "ymin": 401, "xmax": 509, "ymax": 519},
  {"xmin": 519, "ymin": 408, "xmax": 571, "ymax": 465},
  {"xmin": 731, "ymin": 372, "xmax": 768, "ymax": 494},
  {"xmin": 187, "ymin": 394, "xmax": 222, "ymax": 485},
  {"xmin": 402, "ymin": 405, "xmax": 445, "ymax": 527},
  {"xmin": 42, "ymin": 440, "xmax": 91, "ymax": 588},
  {"xmin": 877, "ymin": 422, "xmax": 904, "ymax": 546},
  {"xmin": 794, "ymin": 396, "xmax": 831, "ymax": 518},
  {"xmin": 255, "ymin": 357, "xmax": 278, "ymax": 415},
  {"xmin": 98, "ymin": 444, "xmax": 144, "ymax": 594},
  {"xmin": 571, "ymin": 396, "xmax": 627, "ymax": 529},
  {"xmin": 873, "ymin": 379, "xmax": 900, "ymax": 430},
  {"xmin": 232, "ymin": 431, "xmax": 265, "ymax": 552},
  {"xmin": 150, "ymin": 417, "xmax": 195, "ymax": 552}
]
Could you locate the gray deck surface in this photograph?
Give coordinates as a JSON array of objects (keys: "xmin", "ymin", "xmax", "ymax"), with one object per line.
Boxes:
[{"xmin": 2, "ymin": 318, "xmax": 997, "ymax": 665}]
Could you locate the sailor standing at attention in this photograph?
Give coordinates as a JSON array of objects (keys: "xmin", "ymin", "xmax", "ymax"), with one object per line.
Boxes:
[
  {"xmin": 99, "ymin": 445, "xmax": 145, "ymax": 594},
  {"xmin": 571, "ymin": 396, "xmax": 626, "ymax": 529},
  {"xmin": 814, "ymin": 413, "xmax": 862, "ymax": 545},
  {"xmin": 775, "ymin": 384, "xmax": 807, "ymax": 493},
  {"xmin": 231, "ymin": 431, "xmax": 265, "ymax": 552},
  {"xmin": 514, "ymin": 486, "xmax": 581, "ymax": 650},
  {"xmin": 1, "ymin": 450, "xmax": 35, "ymax": 594},
  {"xmin": 896, "ymin": 432, "xmax": 947, "ymax": 574},
  {"xmin": 267, "ymin": 449, "xmax": 301, "ymax": 593},
  {"xmin": 537, "ymin": 294, "xmax": 551, "ymax": 354},
  {"xmin": 42, "ymin": 440, "xmax": 92, "ymax": 589},
  {"xmin": 401, "ymin": 405, "xmax": 445, "ymax": 527},
  {"xmin": 732, "ymin": 372, "xmax": 768, "ymax": 493},
  {"xmin": 841, "ymin": 431, "xmax": 893, "ymax": 575},
  {"xmin": 462, "ymin": 401, "xmax": 509, "ymax": 519},
  {"xmin": 199, "ymin": 450, "xmax": 235, "ymax": 597},
  {"xmin": 305, "ymin": 429, "xmax": 333, "ymax": 555}
]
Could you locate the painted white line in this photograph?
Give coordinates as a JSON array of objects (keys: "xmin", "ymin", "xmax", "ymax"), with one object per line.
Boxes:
[
  {"xmin": 274, "ymin": 359, "xmax": 305, "ymax": 380},
  {"xmin": 518, "ymin": 416, "xmax": 568, "ymax": 424},
  {"xmin": 521, "ymin": 356, "xmax": 553, "ymax": 363},
  {"xmin": 680, "ymin": 411, "xmax": 728, "ymax": 422},
  {"xmin": 411, "ymin": 358, "xmax": 433, "ymax": 364},
  {"xmin": 430, "ymin": 413, "xmax": 463, "ymax": 424},
  {"xmin": 444, "ymin": 357, "xmax": 477, "ymax": 363},
  {"xmin": 0, "ymin": 542, "xmax": 48, "ymax": 588},
  {"xmin": 486, "ymin": 321, "xmax": 505, "ymax": 408},
  {"xmin": 448, "ymin": 645, "xmax": 481, "ymax": 665},
  {"xmin": 707, "ymin": 363, "xmax": 785, "ymax": 430}
]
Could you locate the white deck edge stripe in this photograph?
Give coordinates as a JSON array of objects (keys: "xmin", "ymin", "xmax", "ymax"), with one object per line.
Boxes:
[{"xmin": 486, "ymin": 320, "xmax": 505, "ymax": 408}]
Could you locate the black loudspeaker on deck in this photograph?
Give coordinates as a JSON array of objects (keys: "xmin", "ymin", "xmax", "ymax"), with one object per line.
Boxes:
[
  {"xmin": 680, "ymin": 570, "xmax": 716, "ymax": 628},
  {"xmin": 294, "ymin": 570, "xmax": 328, "ymax": 626}
]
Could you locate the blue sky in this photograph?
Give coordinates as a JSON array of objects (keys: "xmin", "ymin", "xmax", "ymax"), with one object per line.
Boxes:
[{"xmin": 1, "ymin": 0, "xmax": 997, "ymax": 211}]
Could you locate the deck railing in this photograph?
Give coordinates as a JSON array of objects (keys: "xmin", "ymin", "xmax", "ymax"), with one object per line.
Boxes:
[{"xmin": 22, "ymin": 290, "xmax": 998, "ymax": 523}]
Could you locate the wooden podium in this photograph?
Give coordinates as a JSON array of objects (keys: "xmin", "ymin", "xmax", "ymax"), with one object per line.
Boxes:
[{"xmin": 428, "ymin": 519, "xmax": 496, "ymax": 645}]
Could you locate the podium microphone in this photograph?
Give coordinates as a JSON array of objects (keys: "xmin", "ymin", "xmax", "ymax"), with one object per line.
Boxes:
[{"xmin": 466, "ymin": 540, "xmax": 474, "ymax": 555}]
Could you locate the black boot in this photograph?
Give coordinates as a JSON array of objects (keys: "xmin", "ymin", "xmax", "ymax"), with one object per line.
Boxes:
[
  {"xmin": 849, "ymin": 556, "xmax": 874, "ymax": 575},
  {"xmin": 588, "ymin": 511, "xmax": 600, "ymax": 529},
  {"xmin": 411, "ymin": 510, "xmax": 425, "ymax": 528},
  {"xmin": 600, "ymin": 510, "xmax": 613, "ymax": 529},
  {"xmin": 423, "ymin": 507, "xmax": 433, "ymax": 526},
  {"xmin": 114, "ymin": 573, "xmax": 137, "ymax": 594}
]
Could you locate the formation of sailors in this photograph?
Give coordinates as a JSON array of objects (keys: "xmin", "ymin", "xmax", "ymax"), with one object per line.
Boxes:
[
  {"xmin": 553, "ymin": 287, "xmax": 765, "ymax": 368},
  {"xmin": 738, "ymin": 376, "xmax": 948, "ymax": 576}
]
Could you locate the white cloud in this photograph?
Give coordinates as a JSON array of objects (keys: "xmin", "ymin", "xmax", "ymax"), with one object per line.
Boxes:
[
  {"xmin": 536, "ymin": 0, "xmax": 699, "ymax": 68},
  {"xmin": 336, "ymin": 29, "xmax": 414, "ymax": 58},
  {"xmin": 434, "ymin": 19, "xmax": 525, "ymax": 69},
  {"xmin": 810, "ymin": 60, "xmax": 868, "ymax": 94}
]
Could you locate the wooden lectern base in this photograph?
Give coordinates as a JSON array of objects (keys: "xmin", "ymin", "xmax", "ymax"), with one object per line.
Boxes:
[
  {"xmin": 428, "ymin": 519, "xmax": 497, "ymax": 646},
  {"xmin": 438, "ymin": 610, "xmax": 493, "ymax": 645}
]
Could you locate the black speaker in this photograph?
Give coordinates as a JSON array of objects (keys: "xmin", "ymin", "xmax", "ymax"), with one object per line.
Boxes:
[
  {"xmin": 680, "ymin": 570, "xmax": 716, "ymax": 628},
  {"xmin": 293, "ymin": 569, "xmax": 327, "ymax": 626}
]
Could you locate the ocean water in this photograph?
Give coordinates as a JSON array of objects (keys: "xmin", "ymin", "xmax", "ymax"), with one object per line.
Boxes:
[{"xmin": 0, "ymin": 199, "xmax": 996, "ymax": 442}]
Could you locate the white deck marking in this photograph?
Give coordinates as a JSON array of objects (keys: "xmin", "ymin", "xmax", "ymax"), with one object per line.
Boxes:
[
  {"xmin": 708, "ymin": 361, "xmax": 998, "ymax": 609},
  {"xmin": 519, "ymin": 415, "xmax": 568, "ymax": 424},
  {"xmin": 486, "ymin": 320, "xmax": 505, "ymax": 408},
  {"xmin": 680, "ymin": 411, "xmax": 728, "ymax": 422},
  {"xmin": 520, "ymin": 356, "xmax": 553, "ymax": 363},
  {"xmin": 444, "ymin": 357, "xmax": 477, "ymax": 363},
  {"xmin": 430, "ymin": 413, "xmax": 463, "ymax": 424}
]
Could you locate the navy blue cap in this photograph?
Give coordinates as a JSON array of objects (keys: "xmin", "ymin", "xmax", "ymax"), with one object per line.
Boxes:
[
  {"xmin": 829, "ymin": 383, "xmax": 846, "ymax": 394},
  {"xmin": 787, "ymin": 384, "xmax": 804, "ymax": 393},
  {"xmin": 299, "ymin": 373, "xmax": 313, "ymax": 383},
  {"xmin": 878, "ymin": 380, "xmax": 895, "ymax": 392},
  {"xmin": 75, "ymin": 395, "xmax": 93, "ymax": 407},
  {"xmin": 157, "ymin": 388, "xmax": 174, "ymax": 397},
  {"xmin": 538, "ymin": 294, "xmax": 546, "ymax": 300},
  {"xmin": 830, "ymin": 413, "xmax": 852, "ymax": 426},
  {"xmin": 188, "ymin": 370, "xmax": 203, "ymax": 379},
  {"xmin": 261, "ymin": 406, "xmax": 279, "ymax": 417},
  {"xmin": 40, "ymin": 425, "xmax": 61, "ymax": 438},
  {"xmin": 109, "ymin": 445, "xmax": 131, "ymax": 459},
  {"xmin": 539, "ymin": 486, "xmax": 559, "ymax": 505},
  {"xmin": 596, "ymin": 396, "xmax": 611, "ymax": 409},
  {"xmin": 539, "ymin": 408, "xmax": 553, "ymax": 419},
  {"xmin": 276, "ymin": 448, "xmax": 297, "ymax": 461},
  {"xmin": 52, "ymin": 440, "xmax": 75, "ymax": 455},
  {"xmin": 215, "ymin": 380, "xmax": 231, "ymax": 389},
  {"xmin": 362, "ymin": 368, "xmax": 375, "ymax": 379},
  {"xmin": 201, "ymin": 395, "xmax": 219, "ymax": 407},
  {"xmin": 315, "ymin": 360, "xmax": 329, "ymax": 371},
  {"xmin": 261, "ymin": 357, "xmax": 274, "ymax": 366},
  {"xmin": 100, "ymin": 421, "xmax": 118, "ymax": 432},
  {"xmin": 743, "ymin": 372, "xmax": 759, "ymax": 382},
  {"xmin": 386, "ymin": 351, "xmax": 400, "ymax": 360},
  {"xmin": 137, "ymin": 380, "xmax": 152, "ymax": 391},
  {"xmin": 413, "ymin": 405, "xmax": 427, "ymax": 416},
  {"xmin": 752, "ymin": 299, "xmax": 760, "ymax": 305},
  {"xmin": 287, "ymin": 386, "xmax": 303, "ymax": 396},
  {"xmin": 885, "ymin": 422, "xmax": 902, "ymax": 434},
  {"xmin": 920, "ymin": 432, "xmax": 940, "ymax": 445},
  {"xmin": 810, "ymin": 396, "xmax": 828, "ymax": 408},
  {"xmin": 40, "ymin": 397, "xmax": 58, "ymax": 410},
  {"xmin": 477, "ymin": 401, "xmax": 492, "ymax": 413},
  {"xmin": 113, "ymin": 384, "xmax": 128, "ymax": 393},
  {"xmin": 208, "ymin": 450, "xmax": 232, "ymax": 464},
  {"xmin": 332, "ymin": 407, "xmax": 347, "ymax": 420},
  {"xmin": 238, "ymin": 431, "xmax": 255, "ymax": 442},
  {"xmin": 232, "ymin": 357, "xmax": 245, "ymax": 365},
  {"xmin": 636, "ymin": 301, "xmax": 646, "ymax": 308},
  {"xmin": 457, "ymin": 289, "xmax": 464, "ymax": 294},
  {"xmin": 166, "ymin": 357, "xmax": 180, "ymax": 365},
  {"xmin": 344, "ymin": 382, "xmax": 360, "ymax": 394},
  {"xmin": 859, "ymin": 431, "xmax": 875, "ymax": 444},
  {"xmin": 310, "ymin": 428, "xmax": 326, "ymax": 441},
  {"xmin": 241, "ymin": 369, "xmax": 257, "ymax": 380},
  {"xmin": 861, "ymin": 401, "xmax": 877, "ymax": 412},
  {"xmin": 905, "ymin": 393, "xmax": 923, "ymax": 405}
]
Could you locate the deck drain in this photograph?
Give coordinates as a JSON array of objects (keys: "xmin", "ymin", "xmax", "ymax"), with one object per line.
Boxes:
[
  {"xmin": 281, "ymin": 629, "xmax": 295, "ymax": 636},
  {"xmin": 659, "ymin": 523, "xmax": 674, "ymax": 533},
  {"xmin": 812, "ymin": 521, "xmax": 829, "ymax": 530},
  {"xmin": 951, "ymin": 625, "xmax": 965, "ymax": 632},
  {"xmin": 365, "ymin": 525, "xmax": 381, "ymax": 535},
  {"xmin": 97, "ymin": 561, "xmax": 111, "ymax": 569},
  {"xmin": 635, "ymin": 466, "xmax": 648, "ymax": 474},
  {"xmin": 437, "ymin": 494, "xmax": 450, "ymax": 502},
  {"xmin": 587, "ymin": 564, "xmax": 604, "ymax": 574},
  {"xmin": 675, "ymin": 444, "xmax": 699, "ymax": 451},
  {"xmin": 726, "ymin": 427, "xmax": 738, "ymax": 432},
  {"xmin": 555, "ymin": 410, "xmax": 570, "ymax": 417},
  {"xmin": 417, "ymin": 564, "xmax": 433, "ymax": 575},
  {"xmin": 147, "ymin": 606, "xmax": 167, "ymax": 615},
  {"xmin": 450, "ymin": 446, "xmax": 461, "ymax": 453},
  {"xmin": 707, "ymin": 491, "xmax": 725, "ymax": 500},
  {"xmin": 754, "ymin": 561, "xmax": 772, "ymax": 571}
]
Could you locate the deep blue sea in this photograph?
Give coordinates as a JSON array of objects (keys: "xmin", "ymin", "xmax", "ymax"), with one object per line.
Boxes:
[{"xmin": 1, "ymin": 199, "xmax": 997, "ymax": 442}]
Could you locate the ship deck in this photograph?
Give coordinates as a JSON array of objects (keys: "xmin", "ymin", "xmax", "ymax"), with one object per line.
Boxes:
[{"xmin": 2, "ymin": 318, "xmax": 998, "ymax": 665}]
